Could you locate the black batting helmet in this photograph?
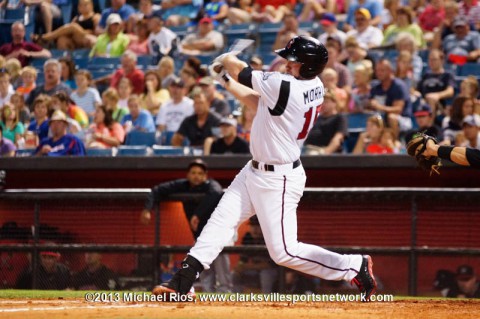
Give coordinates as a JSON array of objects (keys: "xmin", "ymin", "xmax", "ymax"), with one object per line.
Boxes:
[{"xmin": 275, "ymin": 36, "xmax": 329, "ymax": 79}]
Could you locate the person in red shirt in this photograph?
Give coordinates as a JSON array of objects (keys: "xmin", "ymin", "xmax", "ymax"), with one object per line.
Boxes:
[
  {"xmin": 110, "ymin": 50, "xmax": 145, "ymax": 94},
  {"xmin": 419, "ymin": 0, "xmax": 446, "ymax": 32},
  {"xmin": 0, "ymin": 22, "xmax": 51, "ymax": 67}
]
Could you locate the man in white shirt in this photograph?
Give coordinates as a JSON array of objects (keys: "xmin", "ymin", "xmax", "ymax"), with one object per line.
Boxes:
[
  {"xmin": 180, "ymin": 17, "xmax": 224, "ymax": 56},
  {"xmin": 346, "ymin": 8, "xmax": 384, "ymax": 49},
  {"xmin": 318, "ymin": 13, "xmax": 347, "ymax": 47},
  {"xmin": 155, "ymin": 78, "xmax": 193, "ymax": 144},
  {"xmin": 147, "ymin": 13, "xmax": 177, "ymax": 63}
]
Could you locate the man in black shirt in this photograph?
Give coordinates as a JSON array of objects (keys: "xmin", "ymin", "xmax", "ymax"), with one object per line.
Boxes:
[
  {"xmin": 206, "ymin": 117, "xmax": 250, "ymax": 155},
  {"xmin": 72, "ymin": 253, "xmax": 118, "ymax": 290},
  {"xmin": 172, "ymin": 89, "xmax": 221, "ymax": 147},
  {"xmin": 405, "ymin": 104, "xmax": 443, "ymax": 143},
  {"xmin": 141, "ymin": 159, "xmax": 233, "ymax": 292},
  {"xmin": 447, "ymin": 265, "xmax": 480, "ymax": 298}
]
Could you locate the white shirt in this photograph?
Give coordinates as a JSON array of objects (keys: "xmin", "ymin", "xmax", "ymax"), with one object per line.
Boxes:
[
  {"xmin": 0, "ymin": 91, "xmax": 13, "ymax": 108},
  {"xmin": 148, "ymin": 27, "xmax": 177, "ymax": 56},
  {"xmin": 155, "ymin": 97, "xmax": 194, "ymax": 132},
  {"xmin": 71, "ymin": 88, "xmax": 101, "ymax": 114},
  {"xmin": 463, "ymin": 132, "xmax": 480, "ymax": 150},
  {"xmin": 250, "ymin": 71, "xmax": 325, "ymax": 164},
  {"xmin": 346, "ymin": 26, "xmax": 384, "ymax": 49}
]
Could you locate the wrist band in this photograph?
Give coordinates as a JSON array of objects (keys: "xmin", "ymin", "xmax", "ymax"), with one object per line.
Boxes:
[
  {"xmin": 437, "ymin": 146, "xmax": 454, "ymax": 160},
  {"xmin": 222, "ymin": 73, "xmax": 231, "ymax": 83}
]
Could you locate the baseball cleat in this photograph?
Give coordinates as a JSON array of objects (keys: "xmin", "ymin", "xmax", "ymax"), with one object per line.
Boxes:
[
  {"xmin": 351, "ymin": 255, "xmax": 377, "ymax": 301},
  {"xmin": 152, "ymin": 284, "xmax": 196, "ymax": 301}
]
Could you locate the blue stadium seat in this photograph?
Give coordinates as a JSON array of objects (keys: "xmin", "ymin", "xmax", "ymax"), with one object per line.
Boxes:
[
  {"xmin": 50, "ymin": 49, "xmax": 66, "ymax": 59},
  {"xmin": 456, "ymin": 63, "xmax": 480, "ymax": 77},
  {"xmin": 137, "ymin": 55, "xmax": 153, "ymax": 68},
  {"xmin": 159, "ymin": 131, "xmax": 175, "ymax": 145},
  {"xmin": 223, "ymin": 23, "xmax": 257, "ymax": 48},
  {"xmin": 60, "ymin": 2, "xmax": 73, "ymax": 25},
  {"xmin": 347, "ymin": 113, "xmax": 374, "ymax": 133},
  {"xmin": 90, "ymin": 56, "xmax": 121, "ymax": 67},
  {"xmin": 71, "ymin": 48, "xmax": 91, "ymax": 59},
  {"xmin": 73, "ymin": 57, "xmax": 89, "ymax": 69},
  {"xmin": 125, "ymin": 131, "xmax": 156, "ymax": 147},
  {"xmin": 257, "ymin": 22, "xmax": 282, "ymax": 53},
  {"xmin": 30, "ymin": 58, "xmax": 48, "ymax": 68},
  {"xmin": 4, "ymin": 7, "xmax": 25, "ymax": 20},
  {"xmin": 169, "ymin": 25, "xmax": 193, "ymax": 40},
  {"xmin": 90, "ymin": 70, "xmax": 113, "ymax": 79},
  {"xmin": 117, "ymin": 145, "xmax": 149, "ymax": 156},
  {"xmin": 86, "ymin": 148, "xmax": 114, "ymax": 156},
  {"xmin": 152, "ymin": 145, "xmax": 186, "ymax": 156},
  {"xmin": 343, "ymin": 132, "xmax": 360, "ymax": 153},
  {"xmin": 0, "ymin": 21, "xmax": 14, "ymax": 45}
]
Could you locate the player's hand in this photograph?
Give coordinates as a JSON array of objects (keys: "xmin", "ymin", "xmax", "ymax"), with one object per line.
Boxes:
[
  {"xmin": 190, "ymin": 215, "xmax": 199, "ymax": 232},
  {"xmin": 213, "ymin": 52, "xmax": 240, "ymax": 65},
  {"xmin": 140, "ymin": 209, "xmax": 151, "ymax": 225}
]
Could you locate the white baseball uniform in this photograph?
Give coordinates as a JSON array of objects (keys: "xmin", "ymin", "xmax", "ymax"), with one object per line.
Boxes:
[{"xmin": 189, "ymin": 69, "xmax": 363, "ymax": 282}]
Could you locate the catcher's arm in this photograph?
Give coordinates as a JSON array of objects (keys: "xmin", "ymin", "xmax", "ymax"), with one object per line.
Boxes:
[{"xmin": 425, "ymin": 140, "xmax": 478, "ymax": 167}]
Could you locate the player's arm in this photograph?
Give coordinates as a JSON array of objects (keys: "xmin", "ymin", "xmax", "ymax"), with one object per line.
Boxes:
[
  {"xmin": 424, "ymin": 140, "xmax": 480, "ymax": 167},
  {"xmin": 223, "ymin": 76, "xmax": 260, "ymax": 111},
  {"xmin": 221, "ymin": 54, "xmax": 249, "ymax": 81}
]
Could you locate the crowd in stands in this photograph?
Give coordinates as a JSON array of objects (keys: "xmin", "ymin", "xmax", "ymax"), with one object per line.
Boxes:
[{"xmin": 0, "ymin": 0, "xmax": 479, "ymax": 157}]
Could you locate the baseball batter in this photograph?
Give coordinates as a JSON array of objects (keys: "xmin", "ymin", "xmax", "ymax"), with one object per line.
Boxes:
[{"xmin": 153, "ymin": 36, "xmax": 377, "ymax": 300}]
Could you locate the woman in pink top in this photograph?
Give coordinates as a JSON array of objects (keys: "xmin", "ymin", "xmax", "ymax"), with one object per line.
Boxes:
[
  {"xmin": 86, "ymin": 105, "xmax": 125, "ymax": 149},
  {"xmin": 127, "ymin": 19, "xmax": 150, "ymax": 56}
]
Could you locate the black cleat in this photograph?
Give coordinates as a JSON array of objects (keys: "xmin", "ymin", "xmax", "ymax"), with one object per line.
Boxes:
[{"xmin": 351, "ymin": 255, "xmax": 377, "ymax": 301}]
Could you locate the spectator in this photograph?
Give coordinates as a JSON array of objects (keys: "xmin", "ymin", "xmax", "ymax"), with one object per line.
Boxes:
[
  {"xmin": 102, "ymin": 88, "xmax": 129, "ymax": 123},
  {"xmin": 272, "ymin": 13, "xmax": 310, "ymax": 51},
  {"xmin": 204, "ymin": 116, "xmax": 249, "ymax": 155},
  {"xmin": 442, "ymin": 16, "xmax": 480, "ymax": 63},
  {"xmin": 237, "ymin": 104, "xmax": 256, "ymax": 142},
  {"xmin": 304, "ymin": 91, "xmax": 347, "ymax": 155},
  {"xmin": 202, "ymin": 0, "xmax": 229, "ymax": 26},
  {"xmin": 158, "ymin": 56, "xmax": 176, "ymax": 89},
  {"xmin": 147, "ymin": 14, "xmax": 177, "ymax": 65},
  {"xmin": 381, "ymin": 0, "xmax": 400, "ymax": 29},
  {"xmin": 350, "ymin": 62, "xmax": 373, "ymax": 113},
  {"xmin": 233, "ymin": 216, "xmax": 278, "ymax": 293},
  {"xmin": 460, "ymin": 76, "xmax": 480, "ymax": 100},
  {"xmin": 72, "ymin": 253, "xmax": 118, "ymax": 290},
  {"xmin": 86, "ymin": 105, "xmax": 125, "ymax": 148},
  {"xmin": 172, "ymin": 89, "xmax": 221, "ymax": 147},
  {"xmin": 27, "ymin": 95, "xmax": 51, "ymax": 146},
  {"xmin": 344, "ymin": 37, "xmax": 370, "ymax": 76},
  {"xmin": 110, "ymin": 51, "xmax": 145, "ymax": 95},
  {"xmin": 180, "ymin": 17, "xmax": 224, "ymax": 56},
  {"xmin": 369, "ymin": 59, "xmax": 412, "ymax": 137},
  {"xmin": 382, "ymin": 7, "xmax": 426, "ymax": 49},
  {"xmin": 419, "ymin": 0, "xmax": 446, "ymax": 34},
  {"xmin": 395, "ymin": 50, "xmax": 414, "ymax": 92},
  {"xmin": 182, "ymin": 57, "xmax": 207, "ymax": 78},
  {"xmin": 16, "ymin": 66, "xmax": 37, "ymax": 101},
  {"xmin": 317, "ymin": 13, "xmax": 347, "ymax": 47},
  {"xmin": 127, "ymin": 19, "xmax": 150, "ymax": 56},
  {"xmin": 141, "ymin": 158, "xmax": 232, "ymax": 292},
  {"xmin": 442, "ymin": 97, "xmax": 479, "ymax": 144},
  {"xmin": 460, "ymin": 115, "xmax": 480, "ymax": 149},
  {"xmin": 447, "ymin": 265, "xmax": 480, "ymax": 298},
  {"xmin": 324, "ymin": 42, "xmax": 353, "ymax": 91},
  {"xmin": 180, "ymin": 68, "xmax": 200, "ymax": 96},
  {"xmin": 417, "ymin": 49, "xmax": 455, "ymax": 116},
  {"xmin": 32, "ymin": 0, "xmax": 100, "ymax": 50},
  {"xmin": 0, "ymin": 125, "xmax": 16, "ymax": 157},
  {"xmin": 0, "ymin": 103, "xmax": 25, "ymax": 147},
  {"xmin": 394, "ymin": 33, "xmax": 423, "ymax": 85},
  {"xmin": 51, "ymin": 91, "xmax": 89, "ymax": 129},
  {"xmin": 16, "ymin": 249, "xmax": 71, "ymax": 290},
  {"xmin": 370, "ymin": 127, "xmax": 401, "ymax": 154},
  {"xmin": 98, "ymin": 0, "xmax": 136, "ymax": 32},
  {"xmin": 127, "ymin": 0, "xmax": 160, "ymax": 32},
  {"xmin": 0, "ymin": 72, "xmax": 13, "ymax": 107},
  {"xmin": 251, "ymin": 0, "xmax": 295, "ymax": 23},
  {"xmin": 156, "ymin": 78, "xmax": 194, "ymax": 144},
  {"xmin": 5, "ymin": 58, "xmax": 22, "ymax": 90},
  {"xmin": 10, "ymin": 93, "xmax": 30, "ymax": 126},
  {"xmin": 459, "ymin": 0, "xmax": 480, "ymax": 28},
  {"xmin": 26, "ymin": 59, "xmax": 72, "ymax": 109},
  {"xmin": 198, "ymin": 76, "xmax": 230, "ymax": 117},
  {"xmin": 90, "ymin": 13, "xmax": 130, "ymax": 58},
  {"xmin": 59, "ymin": 57, "xmax": 77, "ymax": 90},
  {"xmin": 433, "ymin": 269, "xmax": 457, "ymax": 297},
  {"xmin": 71, "ymin": 70, "xmax": 102, "ymax": 119},
  {"xmin": 117, "ymin": 77, "xmax": 133, "ymax": 109},
  {"xmin": 35, "ymin": 110, "xmax": 86, "ymax": 156},
  {"xmin": 298, "ymin": 0, "xmax": 326, "ymax": 22},
  {"xmin": 345, "ymin": 0, "xmax": 382, "ymax": 31},
  {"xmin": 432, "ymin": 0, "xmax": 461, "ymax": 50},
  {"xmin": 22, "ymin": 0, "xmax": 62, "ymax": 35},
  {"xmin": 0, "ymin": 22, "xmax": 51, "ymax": 67},
  {"xmin": 227, "ymin": 0, "xmax": 255, "ymax": 24},
  {"xmin": 159, "ymin": 0, "xmax": 204, "ymax": 26},
  {"xmin": 141, "ymin": 70, "xmax": 170, "ymax": 117},
  {"xmin": 321, "ymin": 68, "xmax": 348, "ymax": 113},
  {"xmin": 346, "ymin": 9, "xmax": 384, "ymax": 49},
  {"xmin": 352, "ymin": 114, "xmax": 384, "ymax": 154},
  {"xmin": 121, "ymin": 95, "xmax": 156, "ymax": 133},
  {"xmin": 405, "ymin": 104, "xmax": 444, "ymax": 143}
]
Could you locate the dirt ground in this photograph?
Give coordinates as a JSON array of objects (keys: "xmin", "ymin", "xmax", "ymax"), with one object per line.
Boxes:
[{"xmin": 0, "ymin": 298, "xmax": 479, "ymax": 319}]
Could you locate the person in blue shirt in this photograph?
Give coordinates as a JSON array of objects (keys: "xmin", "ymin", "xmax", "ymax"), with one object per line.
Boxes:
[
  {"xmin": 98, "ymin": 0, "xmax": 136, "ymax": 31},
  {"xmin": 121, "ymin": 94, "xmax": 156, "ymax": 133},
  {"xmin": 27, "ymin": 94, "xmax": 50, "ymax": 142},
  {"xmin": 35, "ymin": 110, "xmax": 86, "ymax": 156}
]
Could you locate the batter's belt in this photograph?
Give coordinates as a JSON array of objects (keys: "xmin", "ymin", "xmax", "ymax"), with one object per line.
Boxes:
[{"xmin": 251, "ymin": 159, "xmax": 301, "ymax": 172}]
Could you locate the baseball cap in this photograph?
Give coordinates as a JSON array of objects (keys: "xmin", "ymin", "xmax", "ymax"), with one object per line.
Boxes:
[
  {"xmin": 220, "ymin": 117, "xmax": 237, "ymax": 127},
  {"xmin": 199, "ymin": 17, "xmax": 213, "ymax": 24},
  {"xmin": 188, "ymin": 158, "xmax": 208, "ymax": 172},
  {"xmin": 462, "ymin": 115, "xmax": 480, "ymax": 127},
  {"xmin": 320, "ymin": 13, "xmax": 337, "ymax": 26},
  {"xmin": 452, "ymin": 16, "xmax": 468, "ymax": 28},
  {"xmin": 106, "ymin": 13, "xmax": 122, "ymax": 26},
  {"xmin": 199, "ymin": 76, "xmax": 215, "ymax": 86},
  {"xmin": 414, "ymin": 104, "xmax": 432, "ymax": 117},
  {"xmin": 356, "ymin": 8, "xmax": 371, "ymax": 20},
  {"xmin": 456, "ymin": 265, "xmax": 475, "ymax": 280},
  {"xmin": 49, "ymin": 110, "xmax": 68, "ymax": 124},
  {"xmin": 170, "ymin": 77, "xmax": 185, "ymax": 87}
]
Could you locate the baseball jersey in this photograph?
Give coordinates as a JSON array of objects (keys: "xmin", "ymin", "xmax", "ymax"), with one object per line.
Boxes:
[{"xmin": 241, "ymin": 69, "xmax": 325, "ymax": 164}]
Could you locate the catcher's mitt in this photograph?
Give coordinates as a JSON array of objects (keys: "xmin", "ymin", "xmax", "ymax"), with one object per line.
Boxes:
[{"xmin": 406, "ymin": 133, "xmax": 442, "ymax": 176}]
